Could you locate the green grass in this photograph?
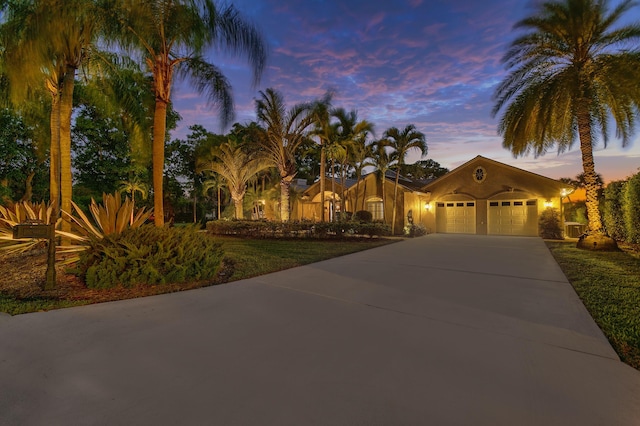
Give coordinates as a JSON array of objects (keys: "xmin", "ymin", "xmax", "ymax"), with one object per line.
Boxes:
[
  {"xmin": 0, "ymin": 236, "xmax": 396, "ymax": 315},
  {"xmin": 218, "ymin": 236, "xmax": 396, "ymax": 281},
  {"xmin": 546, "ymin": 241, "xmax": 640, "ymax": 370}
]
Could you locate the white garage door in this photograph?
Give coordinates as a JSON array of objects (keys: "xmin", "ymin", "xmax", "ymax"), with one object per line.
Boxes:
[
  {"xmin": 436, "ymin": 201, "xmax": 476, "ymax": 234},
  {"xmin": 487, "ymin": 199, "xmax": 538, "ymax": 236}
]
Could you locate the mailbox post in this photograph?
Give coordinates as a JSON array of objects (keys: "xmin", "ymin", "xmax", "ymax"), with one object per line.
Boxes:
[{"xmin": 13, "ymin": 220, "xmax": 56, "ymax": 290}]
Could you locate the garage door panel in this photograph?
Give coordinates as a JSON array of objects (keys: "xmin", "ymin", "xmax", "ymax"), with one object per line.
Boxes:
[
  {"xmin": 488, "ymin": 200, "xmax": 537, "ymax": 236},
  {"xmin": 437, "ymin": 201, "xmax": 476, "ymax": 234}
]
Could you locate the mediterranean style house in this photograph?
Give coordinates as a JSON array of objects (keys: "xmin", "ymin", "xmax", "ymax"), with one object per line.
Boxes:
[{"xmin": 291, "ymin": 155, "xmax": 573, "ymax": 236}]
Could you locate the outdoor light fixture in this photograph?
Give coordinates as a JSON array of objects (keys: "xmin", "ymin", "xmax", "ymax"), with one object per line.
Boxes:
[
  {"xmin": 424, "ymin": 202, "xmax": 431, "ymax": 210},
  {"xmin": 544, "ymin": 200, "xmax": 553, "ymax": 208}
]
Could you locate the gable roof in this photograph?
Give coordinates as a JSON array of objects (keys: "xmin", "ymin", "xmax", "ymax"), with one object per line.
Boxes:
[{"xmin": 421, "ymin": 155, "xmax": 572, "ymax": 194}]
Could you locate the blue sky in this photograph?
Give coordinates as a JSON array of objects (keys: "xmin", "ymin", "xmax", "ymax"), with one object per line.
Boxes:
[{"xmin": 172, "ymin": 0, "xmax": 640, "ymax": 183}]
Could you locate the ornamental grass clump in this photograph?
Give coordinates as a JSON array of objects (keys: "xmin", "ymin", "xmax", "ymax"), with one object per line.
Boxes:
[{"xmin": 77, "ymin": 225, "xmax": 224, "ymax": 289}]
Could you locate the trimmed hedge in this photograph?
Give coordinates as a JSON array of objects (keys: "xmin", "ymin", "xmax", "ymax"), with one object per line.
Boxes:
[
  {"xmin": 206, "ymin": 219, "xmax": 391, "ymax": 238},
  {"xmin": 77, "ymin": 225, "xmax": 224, "ymax": 289},
  {"xmin": 603, "ymin": 181, "xmax": 627, "ymax": 241},
  {"xmin": 624, "ymin": 173, "xmax": 640, "ymax": 244}
]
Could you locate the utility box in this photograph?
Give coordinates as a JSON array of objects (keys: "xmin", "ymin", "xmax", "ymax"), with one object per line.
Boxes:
[{"xmin": 565, "ymin": 222, "xmax": 587, "ymax": 238}]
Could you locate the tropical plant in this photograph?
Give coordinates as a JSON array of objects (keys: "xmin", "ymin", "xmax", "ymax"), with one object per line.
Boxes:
[
  {"xmin": 77, "ymin": 225, "xmax": 224, "ymax": 289},
  {"xmin": 370, "ymin": 139, "xmax": 393, "ymax": 223},
  {"xmin": 109, "ymin": 0, "xmax": 267, "ymax": 227},
  {"xmin": 308, "ymin": 92, "xmax": 335, "ymax": 222},
  {"xmin": 197, "ymin": 140, "xmax": 271, "ymax": 219},
  {"xmin": 383, "ymin": 124, "xmax": 427, "ymax": 234},
  {"xmin": 119, "ymin": 176, "xmax": 149, "ymax": 225},
  {"xmin": 0, "ymin": 201, "xmax": 53, "ymax": 254},
  {"xmin": 332, "ymin": 108, "xmax": 374, "ymax": 217},
  {"xmin": 492, "ymin": 0, "xmax": 640, "ymax": 249},
  {"xmin": 202, "ymin": 174, "xmax": 227, "ymax": 220},
  {"xmin": 58, "ymin": 192, "xmax": 152, "ymax": 262},
  {"xmin": 255, "ymin": 88, "xmax": 316, "ymax": 221}
]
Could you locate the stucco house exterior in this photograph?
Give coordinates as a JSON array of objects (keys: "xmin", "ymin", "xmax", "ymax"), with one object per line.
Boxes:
[{"xmin": 292, "ymin": 155, "xmax": 573, "ymax": 236}]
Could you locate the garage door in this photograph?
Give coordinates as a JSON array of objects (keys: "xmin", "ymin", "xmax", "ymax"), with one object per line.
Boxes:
[
  {"xmin": 487, "ymin": 199, "xmax": 538, "ymax": 236},
  {"xmin": 436, "ymin": 201, "xmax": 476, "ymax": 234}
]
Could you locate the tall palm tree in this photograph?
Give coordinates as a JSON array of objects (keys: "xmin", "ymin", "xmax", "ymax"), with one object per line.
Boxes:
[
  {"xmin": 350, "ymin": 134, "xmax": 374, "ymax": 216},
  {"xmin": 202, "ymin": 174, "xmax": 227, "ymax": 220},
  {"xmin": 1, "ymin": 0, "xmax": 100, "ymax": 234},
  {"xmin": 309, "ymin": 92, "xmax": 334, "ymax": 222},
  {"xmin": 110, "ymin": 0, "xmax": 267, "ymax": 226},
  {"xmin": 384, "ymin": 124, "xmax": 427, "ymax": 234},
  {"xmin": 492, "ymin": 0, "xmax": 640, "ymax": 248},
  {"xmin": 198, "ymin": 140, "xmax": 270, "ymax": 219},
  {"xmin": 255, "ymin": 88, "xmax": 315, "ymax": 222},
  {"xmin": 332, "ymin": 108, "xmax": 374, "ymax": 217},
  {"xmin": 370, "ymin": 139, "xmax": 393, "ymax": 223}
]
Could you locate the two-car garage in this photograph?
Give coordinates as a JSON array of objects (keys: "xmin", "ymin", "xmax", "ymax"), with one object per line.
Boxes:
[{"xmin": 435, "ymin": 198, "xmax": 539, "ymax": 236}]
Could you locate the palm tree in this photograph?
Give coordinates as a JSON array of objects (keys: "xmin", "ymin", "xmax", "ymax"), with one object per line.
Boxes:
[
  {"xmin": 370, "ymin": 139, "xmax": 393, "ymax": 223},
  {"xmin": 110, "ymin": 0, "xmax": 267, "ymax": 226},
  {"xmin": 332, "ymin": 108, "xmax": 374, "ymax": 218},
  {"xmin": 1, "ymin": 0, "xmax": 100, "ymax": 234},
  {"xmin": 384, "ymin": 125, "xmax": 427, "ymax": 234},
  {"xmin": 198, "ymin": 140, "xmax": 270, "ymax": 219},
  {"xmin": 202, "ymin": 174, "xmax": 227, "ymax": 220},
  {"xmin": 119, "ymin": 177, "xmax": 149, "ymax": 225},
  {"xmin": 255, "ymin": 88, "xmax": 315, "ymax": 222},
  {"xmin": 492, "ymin": 0, "xmax": 640, "ymax": 249},
  {"xmin": 309, "ymin": 92, "xmax": 334, "ymax": 222},
  {"xmin": 350, "ymin": 135, "xmax": 374, "ymax": 217}
]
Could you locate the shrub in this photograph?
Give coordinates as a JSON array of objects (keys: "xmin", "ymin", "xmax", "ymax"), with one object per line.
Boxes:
[
  {"xmin": 404, "ymin": 223, "xmax": 428, "ymax": 237},
  {"xmin": 354, "ymin": 210, "xmax": 372, "ymax": 222},
  {"xmin": 539, "ymin": 208, "xmax": 563, "ymax": 239},
  {"xmin": 603, "ymin": 181, "xmax": 627, "ymax": 241},
  {"xmin": 206, "ymin": 219, "xmax": 390, "ymax": 239},
  {"xmin": 77, "ymin": 225, "xmax": 224, "ymax": 289},
  {"xmin": 624, "ymin": 173, "xmax": 640, "ymax": 244}
]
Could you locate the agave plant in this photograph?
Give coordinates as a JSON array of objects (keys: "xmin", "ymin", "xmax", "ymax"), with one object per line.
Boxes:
[
  {"xmin": 58, "ymin": 192, "xmax": 153, "ymax": 262},
  {"xmin": 0, "ymin": 201, "xmax": 55, "ymax": 254}
]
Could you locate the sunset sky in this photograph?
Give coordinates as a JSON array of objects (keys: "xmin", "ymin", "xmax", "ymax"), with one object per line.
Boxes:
[{"xmin": 172, "ymin": 0, "xmax": 640, "ymax": 183}]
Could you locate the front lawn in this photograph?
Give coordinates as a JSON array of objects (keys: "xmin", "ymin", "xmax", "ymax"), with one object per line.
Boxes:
[
  {"xmin": 546, "ymin": 241, "xmax": 640, "ymax": 370},
  {"xmin": 0, "ymin": 236, "xmax": 396, "ymax": 316}
]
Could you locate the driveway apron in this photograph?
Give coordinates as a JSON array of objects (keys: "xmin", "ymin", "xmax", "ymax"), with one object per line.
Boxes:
[{"xmin": 1, "ymin": 234, "xmax": 639, "ymax": 425}]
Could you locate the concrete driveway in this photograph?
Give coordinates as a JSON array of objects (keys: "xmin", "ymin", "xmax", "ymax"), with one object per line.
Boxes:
[{"xmin": 1, "ymin": 234, "xmax": 639, "ymax": 425}]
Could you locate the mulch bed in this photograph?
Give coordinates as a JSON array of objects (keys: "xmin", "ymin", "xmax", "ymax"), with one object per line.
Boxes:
[{"xmin": 0, "ymin": 248, "xmax": 233, "ymax": 305}]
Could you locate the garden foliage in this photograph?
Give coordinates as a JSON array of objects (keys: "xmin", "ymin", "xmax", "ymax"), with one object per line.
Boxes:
[
  {"xmin": 538, "ymin": 207, "xmax": 563, "ymax": 239},
  {"xmin": 404, "ymin": 223, "xmax": 428, "ymax": 237},
  {"xmin": 602, "ymin": 181, "xmax": 627, "ymax": 241},
  {"xmin": 624, "ymin": 173, "xmax": 640, "ymax": 244},
  {"xmin": 77, "ymin": 225, "xmax": 224, "ymax": 289},
  {"xmin": 206, "ymin": 219, "xmax": 391, "ymax": 238}
]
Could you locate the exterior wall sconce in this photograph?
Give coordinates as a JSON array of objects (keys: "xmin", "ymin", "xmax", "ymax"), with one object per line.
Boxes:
[
  {"xmin": 544, "ymin": 200, "xmax": 553, "ymax": 208},
  {"xmin": 424, "ymin": 202, "xmax": 431, "ymax": 210}
]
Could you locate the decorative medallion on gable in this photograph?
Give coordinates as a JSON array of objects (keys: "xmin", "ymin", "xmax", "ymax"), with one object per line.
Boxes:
[{"xmin": 473, "ymin": 166, "xmax": 487, "ymax": 184}]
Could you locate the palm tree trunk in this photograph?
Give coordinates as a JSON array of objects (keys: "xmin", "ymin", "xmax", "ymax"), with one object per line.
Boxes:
[
  {"xmin": 59, "ymin": 66, "xmax": 76, "ymax": 240},
  {"xmin": 320, "ymin": 144, "xmax": 326, "ymax": 222},
  {"xmin": 354, "ymin": 176, "xmax": 360, "ymax": 220},
  {"xmin": 217, "ymin": 186, "xmax": 221, "ymax": 219},
  {"xmin": 331, "ymin": 156, "xmax": 335, "ymax": 221},
  {"xmin": 577, "ymin": 108, "xmax": 605, "ymax": 234},
  {"xmin": 391, "ymin": 169, "xmax": 400, "ymax": 234},
  {"xmin": 280, "ymin": 176, "xmax": 292, "ymax": 222},
  {"xmin": 153, "ymin": 100, "xmax": 168, "ymax": 227},
  {"xmin": 49, "ymin": 88, "xmax": 61, "ymax": 227},
  {"xmin": 233, "ymin": 196, "xmax": 243, "ymax": 219}
]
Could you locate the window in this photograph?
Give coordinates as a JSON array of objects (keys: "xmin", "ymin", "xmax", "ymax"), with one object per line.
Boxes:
[
  {"xmin": 437, "ymin": 203, "xmax": 445, "ymax": 208},
  {"xmin": 466, "ymin": 202, "xmax": 475, "ymax": 207},
  {"xmin": 526, "ymin": 200, "xmax": 536, "ymax": 206},
  {"xmin": 502, "ymin": 201, "xmax": 510, "ymax": 206},
  {"xmin": 456, "ymin": 202, "xmax": 464, "ymax": 207},
  {"xmin": 446, "ymin": 203, "xmax": 454, "ymax": 207},
  {"xmin": 489, "ymin": 202, "xmax": 499, "ymax": 207},
  {"xmin": 366, "ymin": 197, "xmax": 384, "ymax": 221},
  {"xmin": 514, "ymin": 201, "xmax": 523, "ymax": 206}
]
